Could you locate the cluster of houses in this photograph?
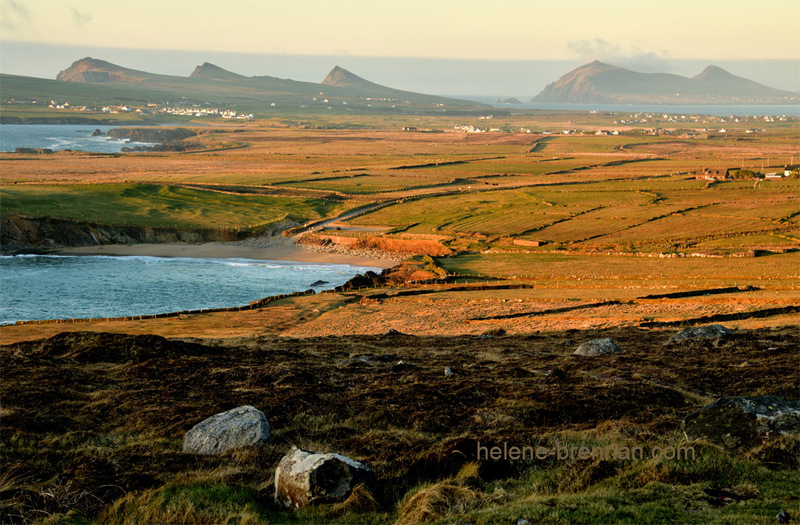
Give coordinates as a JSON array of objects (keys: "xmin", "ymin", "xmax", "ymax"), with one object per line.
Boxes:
[
  {"xmin": 401, "ymin": 127, "xmax": 443, "ymax": 133},
  {"xmin": 219, "ymin": 110, "xmax": 254, "ymax": 120},
  {"xmin": 613, "ymin": 113, "xmax": 796, "ymax": 126},
  {"xmin": 696, "ymin": 165, "xmax": 799, "ymax": 181},
  {"xmin": 23, "ymin": 99, "xmax": 256, "ymax": 119},
  {"xmin": 159, "ymin": 106, "xmax": 220, "ymax": 117},
  {"xmin": 453, "ymin": 124, "xmax": 501, "ymax": 133}
]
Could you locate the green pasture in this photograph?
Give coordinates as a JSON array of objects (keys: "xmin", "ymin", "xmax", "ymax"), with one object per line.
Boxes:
[
  {"xmin": 0, "ymin": 183, "xmax": 345, "ymax": 230},
  {"xmin": 349, "ymin": 189, "xmax": 575, "ymax": 235}
]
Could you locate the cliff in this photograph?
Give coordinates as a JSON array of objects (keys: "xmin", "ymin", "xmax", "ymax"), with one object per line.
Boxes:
[{"xmin": 0, "ymin": 214, "xmax": 297, "ymax": 254}]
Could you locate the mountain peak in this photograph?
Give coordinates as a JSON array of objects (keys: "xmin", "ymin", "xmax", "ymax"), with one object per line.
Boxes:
[
  {"xmin": 190, "ymin": 62, "xmax": 246, "ymax": 81},
  {"xmin": 693, "ymin": 65, "xmax": 734, "ymax": 80},
  {"xmin": 583, "ymin": 60, "xmax": 613, "ymax": 68},
  {"xmin": 56, "ymin": 57, "xmax": 150, "ymax": 83},
  {"xmin": 321, "ymin": 66, "xmax": 375, "ymax": 88},
  {"xmin": 534, "ymin": 61, "xmax": 795, "ymax": 104}
]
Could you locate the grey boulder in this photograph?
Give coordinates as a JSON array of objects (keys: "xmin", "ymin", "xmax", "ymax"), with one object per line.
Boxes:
[
  {"xmin": 183, "ymin": 405, "xmax": 271, "ymax": 455},
  {"xmin": 684, "ymin": 395, "xmax": 800, "ymax": 449},
  {"xmin": 666, "ymin": 324, "xmax": 732, "ymax": 344},
  {"xmin": 274, "ymin": 447, "xmax": 376, "ymax": 509},
  {"xmin": 573, "ymin": 338, "xmax": 621, "ymax": 356}
]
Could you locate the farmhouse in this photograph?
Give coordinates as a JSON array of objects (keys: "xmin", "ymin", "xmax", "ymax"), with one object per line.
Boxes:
[{"xmin": 695, "ymin": 167, "xmax": 733, "ymax": 180}]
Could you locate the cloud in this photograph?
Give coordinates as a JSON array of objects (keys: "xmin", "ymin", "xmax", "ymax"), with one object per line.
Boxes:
[
  {"xmin": 72, "ymin": 8, "xmax": 92, "ymax": 27},
  {"xmin": 0, "ymin": 0, "xmax": 31, "ymax": 32},
  {"xmin": 567, "ymin": 39, "xmax": 671, "ymax": 72}
]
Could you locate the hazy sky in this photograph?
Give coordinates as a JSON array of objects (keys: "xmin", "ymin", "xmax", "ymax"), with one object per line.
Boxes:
[
  {"xmin": 1, "ymin": 0, "xmax": 798, "ymax": 96},
  {"xmin": 2, "ymin": 0, "xmax": 798, "ymax": 61}
]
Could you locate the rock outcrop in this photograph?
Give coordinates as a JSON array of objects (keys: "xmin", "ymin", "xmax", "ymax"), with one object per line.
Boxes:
[
  {"xmin": 666, "ymin": 324, "xmax": 732, "ymax": 344},
  {"xmin": 183, "ymin": 405, "xmax": 271, "ymax": 455},
  {"xmin": 573, "ymin": 338, "xmax": 621, "ymax": 356},
  {"xmin": 684, "ymin": 396, "xmax": 800, "ymax": 449},
  {"xmin": 274, "ymin": 447, "xmax": 376, "ymax": 509},
  {"xmin": 106, "ymin": 127, "xmax": 197, "ymax": 144}
]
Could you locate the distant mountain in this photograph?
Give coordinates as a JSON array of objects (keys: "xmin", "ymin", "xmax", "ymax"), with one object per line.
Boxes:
[
  {"xmin": 319, "ymin": 65, "xmax": 457, "ymax": 104},
  {"xmin": 533, "ymin": 61, "xmax": 797, "ymax": 104},
  {"xmin": 36, "ymin": 58, "xmax": 486, "ymax": 115},
  {"xmin": 322, "ymin": 66, "xmax": 382, "ymax": 89},
  {"xmin": 189, "ymin": 62, "xmax": 248, "ymax": 81},
  {"xmin": 56, "ymin": 57, "xmax": 168, "ymax": 83}
]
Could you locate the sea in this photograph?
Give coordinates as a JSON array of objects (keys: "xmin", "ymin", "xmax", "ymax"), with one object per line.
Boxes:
[
  {"xmin": 484, "ymin": 101, "xmax": 800, "ymax": 117},
  {"xmin": 0, "ymin": 124, "xmax": 157, "ymax": 153},
  {"xmin": 0, "ymin": 124, "xmax": 377, "ymax": 324},
  {"xmin": 0, "ymin": 255, "xmax": 378, "ymax": 324}
]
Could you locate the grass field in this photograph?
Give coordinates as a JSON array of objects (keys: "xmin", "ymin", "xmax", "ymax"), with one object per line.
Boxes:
[{"xmin": 0, "ymin": 183, "xmax": 345, "ymax": 230}]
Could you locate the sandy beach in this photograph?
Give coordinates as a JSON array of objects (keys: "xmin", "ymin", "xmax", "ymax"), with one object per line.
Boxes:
[{"xmin": 53, "ymin": 238, "xmax": 400, "ymax": 269}]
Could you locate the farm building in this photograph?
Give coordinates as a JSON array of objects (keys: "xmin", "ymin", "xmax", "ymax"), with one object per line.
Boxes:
[{"xmin": 695, "ymin": 167, "xmax": 733, "ymax": 180}]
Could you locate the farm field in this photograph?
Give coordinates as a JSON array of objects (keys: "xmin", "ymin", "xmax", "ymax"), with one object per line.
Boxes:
[
  {"xmin": 3, "ymin": 113, "xmax": 798, "ymax": 303},
  {"xmin": 1, "ymin": 111, "xmax": 799, "ymax": 525}
]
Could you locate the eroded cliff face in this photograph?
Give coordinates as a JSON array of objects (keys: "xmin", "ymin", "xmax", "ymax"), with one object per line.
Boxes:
[
  {"xmin": 0, "ymin": 214, "xmax": 295, "ymax": 253},
  {"xmin": 106, "ymin": 127, "xmax": 197, "ymax": 144}
]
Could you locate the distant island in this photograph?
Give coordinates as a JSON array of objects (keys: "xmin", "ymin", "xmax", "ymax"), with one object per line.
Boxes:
[{"xmin": 533, "ymin": 61, "xmax": 798, "ymax": 105}]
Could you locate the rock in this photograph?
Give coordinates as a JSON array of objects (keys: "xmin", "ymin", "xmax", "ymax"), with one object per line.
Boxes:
[
  {"xmin": 776, "ymin": 510, "xmax": 791, "ymax": 524},
  {"xmin": 666, "ymin": 324, "xmax": 732, "ymax": 344},
  {"xmin": 274, "ymin": 447, "xmax": 376, "ymax": 509},
  {"xmin": 444, "ymin": 366, "xmax": 454, "ymax": 376},
  {"xmin": 545, "ymin": 367, "xmax": 567, "ymax": 381},
  {"xmin": 338, "ymin": 353, "xmax": 394, "ymax": 366},
  {"xmin": 333, "ymin": 270, "xmax": 383, "ymax": 291},
  {"xmin": 309, "ymin": 280, "xmax": 328, "ymax": 287},
  {"xmin": 14, "ymin": 147, "xmax": 53, "ymax": 154},
  {"xmin": 573, "ymin": 338, "xmax": 621, "ymax": 356},
  {"xmin": 683, "ymin": 396, "xmax": 800, "ymax": 449},
  {"xmin": 384, "ymin": 329, "xmax": 407, "ymax": 336},
  {"xmin": 90, "ymin": 128, "xmax": 104, "ymax": 136},
  {"xmin": 183, "ymin": 405, "xmax": 271, "ymax": 455}
]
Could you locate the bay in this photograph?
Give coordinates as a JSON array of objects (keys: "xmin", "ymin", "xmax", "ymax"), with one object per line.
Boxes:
[
  {"xmin": 0, "ymin": 255, "xmax": 376, "ymax": 324},
  {"xmin": 0, "ymin": 124, "xmax": 156, "ymax": 153}
]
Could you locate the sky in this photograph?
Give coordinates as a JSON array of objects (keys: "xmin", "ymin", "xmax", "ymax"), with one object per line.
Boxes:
[{"xmin": 1, "ymin": 0, "xmax": 799, "ymax": 96}]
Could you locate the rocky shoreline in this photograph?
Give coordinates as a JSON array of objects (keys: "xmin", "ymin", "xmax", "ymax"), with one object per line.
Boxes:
[{"xmin": 296, "ymin": 237, "xmax": 402, "ymax": 261}]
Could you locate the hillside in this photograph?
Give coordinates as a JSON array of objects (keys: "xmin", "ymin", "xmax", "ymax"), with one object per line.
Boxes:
[
  {"xmin": 322, "ymin": 65, "xmax": 385, "ymax": 90},
  {"xmin": 1, "ymin": 58, "xmax": 486, "ymax": 117},
  {"xmin": 189, "ymin": 62, "xmax": 249, "ymax": 81},
  {"xmin": 533, "ymin": 61, "xmax": 797, "ymax": 104},
  {"xmin": 56, "ymin": 57, "xmax": 176, "ymax": 83}
]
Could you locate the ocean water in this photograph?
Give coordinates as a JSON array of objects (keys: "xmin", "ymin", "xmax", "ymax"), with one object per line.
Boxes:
[
  {"xmin": 0, "ymin": 255, "xmax": 377, "ymax": 324},
  {"xmin": 0, "ymin": 124, "xmax": 156, "ymax": 153},
  {"xmin": 477, "ymin": 100, "xmax": 800, "ymax": 117}
]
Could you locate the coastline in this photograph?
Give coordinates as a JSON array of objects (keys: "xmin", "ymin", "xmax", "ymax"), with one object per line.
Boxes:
[{"xmin": 52, "ymin": 239, "xmax": 400, "ymax": 269}]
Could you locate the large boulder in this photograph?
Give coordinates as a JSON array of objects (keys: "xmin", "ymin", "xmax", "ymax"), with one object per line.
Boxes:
[
  {"xmin": 274, "ymin": 447, "xmax": 376, "ymax": 509},
  {"xmin": 666, "ymin": 324, "xmax": 732, "ymax": 344},
  {"xmin": 684, "ymin": 396, "xmax": 800, "ymax": 449},
  {"xmin": 573, "ymin": 338, "xmax": 621, "ymax": 356},
  {"xmin": 183, "ymin": 405, "xmax": 271, "ymax": 455}
]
